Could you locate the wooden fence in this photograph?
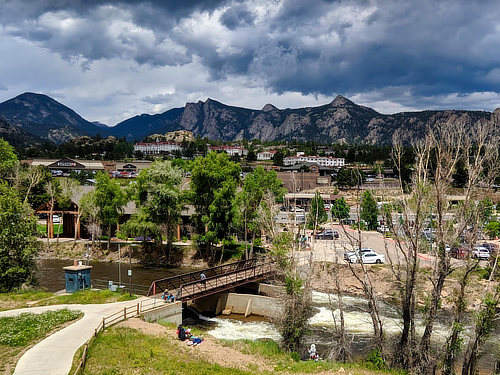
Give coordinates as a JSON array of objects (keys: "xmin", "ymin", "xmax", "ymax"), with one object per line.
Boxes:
[{"xmin": 72, "ymin": 297, "xmax": 169, "ymax": 375}]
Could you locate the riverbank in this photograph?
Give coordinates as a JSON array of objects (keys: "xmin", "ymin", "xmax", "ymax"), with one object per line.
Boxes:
[
  {"xmin": 311, "ymin": 261, "xmax": 496, "ymax": 311},
  {"xmin": 36, "ymin": 238, "xmax": 209, "ymax": 269},
  {"xmin": 73, "ymin": 317, "xmax": 404, "ymax": 375}
]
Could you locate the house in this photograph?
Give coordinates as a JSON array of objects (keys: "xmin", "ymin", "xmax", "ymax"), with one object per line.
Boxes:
[
  {"xmin": 257, "ymin": 150, "xmax": 276, "ymax": 160},
  {"xmin": 283, "ymin": 155, "xmax": 345, "ymax": 168},
  {"xmin": 134, "ymin": 141, "xmax": 182, "ymax": 155},
  {"xmin": 208, "ymin": 145, "xmax": 248, "ymax": 156},
  {"xmin": 23, "ymin": 158, "xmax": 108, "ymax": 174}
]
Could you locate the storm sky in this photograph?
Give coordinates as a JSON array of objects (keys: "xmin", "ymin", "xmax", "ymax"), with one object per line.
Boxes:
[{"xmin": 1, "ymin": 0, "xmax": 500, "ymax": 125}]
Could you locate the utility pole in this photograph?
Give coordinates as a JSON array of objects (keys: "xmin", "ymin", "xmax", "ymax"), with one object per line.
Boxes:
[{"xmin": 118, "ymin": 243, "xmax": 121, "ymax": 287}]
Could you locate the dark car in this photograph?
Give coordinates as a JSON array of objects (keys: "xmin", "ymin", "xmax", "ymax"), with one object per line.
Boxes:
[{"xmin": 315, "ymin": 229, "xmax": 339, "ymax": 240}]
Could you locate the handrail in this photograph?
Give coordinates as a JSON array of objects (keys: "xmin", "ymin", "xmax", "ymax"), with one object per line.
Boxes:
[
  {"xmin": 147, "ymin": 257, "xmax": 262, "ymax": 296},
  {"xmin": 72, "ymin": 296, "xmax": 177, "ymax": 375},
  {"xmin": 177, "ymin": 261, "xmax": 275, "ymax": 300}
]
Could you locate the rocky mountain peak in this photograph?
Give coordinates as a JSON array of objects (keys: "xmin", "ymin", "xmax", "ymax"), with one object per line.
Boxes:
[
  {"xmin": 262, "ymin": 103, "xmax": 278, "ymax": 112},
  {"xmin": 330, "ymin": 95, "xmax": 355, "ymax": 107}
]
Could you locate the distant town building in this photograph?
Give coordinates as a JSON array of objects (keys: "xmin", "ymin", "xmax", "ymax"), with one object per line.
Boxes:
[
  {"xmin": 257, "ymin": 150, "xmax": 276, "ymax": 160},
  {"xmin": 208, "ymin": 145, "xmax": 248, "ymax": 156},
  {"xmin": 22, "ymin": 158, "xmax": 152, "ymax": 178},
  {"xmin": 134, "ymin": 141, "xmax": 182, "ymax": 155},
  {"xmin": 283, "ymin": 155, "xmax": 345, "ymax": 168}
]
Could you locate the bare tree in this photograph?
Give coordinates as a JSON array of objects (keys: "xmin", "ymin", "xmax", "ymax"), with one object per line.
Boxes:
[
  {"xmin": 337, "ymin": 171, "xmax": 385, "ymax": 354},
  {"xmin": 386, "ymin": 118, "xmax": 499, "ymax": 373}
]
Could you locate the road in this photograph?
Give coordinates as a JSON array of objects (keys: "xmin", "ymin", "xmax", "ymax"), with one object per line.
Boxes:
[{"xmin": 295, "ymin": 224, "xmax": 495, "ymax": 268}]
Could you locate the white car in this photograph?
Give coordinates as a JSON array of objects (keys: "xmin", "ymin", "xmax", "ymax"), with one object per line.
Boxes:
[
  {"xmin": 349, "ymin": 252, "xmax": 385, "ymax": 264},
  {"xmin": 344, "ymin": 248, "xmax": 374, "ymax": 261},
  {"xmin": 472, "ymin": 247, "xmax": 490, "ymax": 260}
]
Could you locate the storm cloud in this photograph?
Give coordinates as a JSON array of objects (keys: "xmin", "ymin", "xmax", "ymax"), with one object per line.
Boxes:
[{"xmin": 0, "ymin": 0, "xmax": 499, "ymax": 124}]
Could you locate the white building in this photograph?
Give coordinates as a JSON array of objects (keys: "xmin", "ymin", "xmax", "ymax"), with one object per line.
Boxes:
[
  {"xmin": 208, "ymin": 145, "xmax": 248, "ymax": 156},
  {"xmin": 283, "ymin": 155, "xmax": 345, "ymax": 168},
  {"xmin": 257, "ymin": 150, "xmax": 276, "ymax": 160},
  {"xmin": 134, "ymin": 141, "xmax": 182, "ymax": 155}
]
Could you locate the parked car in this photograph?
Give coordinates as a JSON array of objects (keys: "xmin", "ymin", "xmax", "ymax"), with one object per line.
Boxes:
[
  {"xmin": 479, "ymin": 242, "xmax": 498, "ymax": 254},
  {"xmin": 341, "ymin": 219, "xmax": 355, "ymax": 226},
  {"xmin": 349, "ymin": 251, "xmax": 385, "ymax": 264},
  {"xmin": 377, "ymin": 225, "xmax": 390, "ymax": 233},
  {"xmin": 472, "ymin": 247, "xmax": 490, "ymax": 260},
  {"xmin": 315, "ymin": 229, "xmax": 339, "ymax": 240},
  {"xmin": 344, "ymin": 248, "xmax": 375, "ymax": 261}
]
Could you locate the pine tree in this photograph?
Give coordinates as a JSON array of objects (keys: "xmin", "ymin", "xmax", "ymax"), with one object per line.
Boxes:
[{"xmin": 360, "ymin": 190, "xmax": 378, "ymax": 230}]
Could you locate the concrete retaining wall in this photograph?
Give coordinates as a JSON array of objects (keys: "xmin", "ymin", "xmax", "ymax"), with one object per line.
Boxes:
[
  {"xmin": 142, "ymin": 301, "xmax": 182, "ymax": 325},
  {"xmin": 225, "ymin": 293, "xmax": 280, "ymax": 318},
  {"xmin": 258, "ymin": 283, "xmax": 284, "ymax": 298}
]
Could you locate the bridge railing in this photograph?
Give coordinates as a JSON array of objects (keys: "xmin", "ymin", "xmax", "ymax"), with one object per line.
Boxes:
[
  {"xmin": 177, "ymin": 260, "xmax": 275, "ymax": 300},
  {"xmin": 147, "ymin": 257, "xmax": 261, "ymax": 296}
]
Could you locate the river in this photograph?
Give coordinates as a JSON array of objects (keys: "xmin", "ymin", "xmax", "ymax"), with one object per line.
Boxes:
[
  {"xmin": 205, "ymin": 291, "xmax": 500, "ymax": 372},
  {"xmin": 35, "ymin": 258, "xmax": 197, "ymax": 292},
  {"xmin": 35, "ymin": 259, "xmax": 499, "ymax": 371}
]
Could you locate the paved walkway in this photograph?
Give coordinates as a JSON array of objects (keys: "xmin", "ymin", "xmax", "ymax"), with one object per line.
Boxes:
[{"xmin": 0, "ymin": 297, "xmax": 149, "ymax": 375}]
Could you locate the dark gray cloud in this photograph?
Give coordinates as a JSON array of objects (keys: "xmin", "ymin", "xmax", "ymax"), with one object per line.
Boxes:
[
  {"xmin": 1, "ymin": 0, "xmax": 500, "ymax": 115},
  {"xmin": 220, "ymin": 4, "xmax": 255, "ymax": 30}
]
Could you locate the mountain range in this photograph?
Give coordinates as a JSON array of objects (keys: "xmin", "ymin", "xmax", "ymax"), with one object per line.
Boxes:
[{"xmin": 0, "ymin": 92, "xmax": 498, "ymax": 145}]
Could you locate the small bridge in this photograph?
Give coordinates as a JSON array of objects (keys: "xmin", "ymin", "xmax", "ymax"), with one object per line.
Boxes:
[{"xmin": 147, "ymin": 257, "xmax": 276, "ymax": 301}]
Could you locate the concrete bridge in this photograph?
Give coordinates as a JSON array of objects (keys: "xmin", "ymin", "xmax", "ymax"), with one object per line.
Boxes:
[{"xmin": 147, "ymin": 258, "xmax": 276, "ymax": 302}]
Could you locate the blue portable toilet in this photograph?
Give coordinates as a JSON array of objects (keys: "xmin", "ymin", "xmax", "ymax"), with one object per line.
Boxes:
[{"xmin": 63, "ymin": 262, "xmax": 92, "ymax": 293}]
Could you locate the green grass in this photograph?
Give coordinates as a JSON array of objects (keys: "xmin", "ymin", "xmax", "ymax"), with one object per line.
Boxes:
[
  {"xmin": 76, "ymin": 326, "xmax": 404, "ymax": 375},
  {"xmin": 220, "ymin": 340, "xmax": 406, "ymax": 375},
  {"xmin": 79, "ymin": 327, "xmax": 253, "ymax": 375},
  {"xmin": 0, "ymin": 290, "xmax": 53, "ymax": 311},
  {"xmin": 0, "ymin": 289, "xmax": 137, "ymax": 311},
  {"xmin": 36, "ymin": 289, "xmax": 137, "ymax": 306},
  {"xmin": 37, "ymin": 223, "xmax": 63, "ymax": 236},
  {"xmin": 0, "ymin": 309, "xmax": 82, "ymax": 374}
]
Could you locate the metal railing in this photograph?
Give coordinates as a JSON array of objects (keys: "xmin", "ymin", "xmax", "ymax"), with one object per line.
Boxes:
[
  {"xmin": 177, "ymin": 260, "xmax": 275, "ymax": 301},
  {"xmin": 92, "ymin": 279, "xmax": 150, "ymax": 296},
  {"xmin": 72, "ymin": 296, "xmax": 171, "ymax": 375},
  {"xmin": 147, "ymin": 258, "xmax": 260, "ymax": 296}
]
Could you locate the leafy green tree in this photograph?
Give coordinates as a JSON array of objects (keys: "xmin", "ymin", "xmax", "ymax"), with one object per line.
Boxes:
[
  {"xmin": 234, "ymin": 167, "xmax": 285, "ymax": 258},
  {"xmin": 360, "ymin": 190, "xmax": 378, "ymax": 230},
  {"xmin": 0, "ymin": 184, "xmax": 39, "ymax": 291},
  {"xmin": 331, "ymin": 197, "xmax": 350, "ymax": 221},
  {"xmin": 484, "ymin": 221, "xmax": 500, "ymax": 239},
  {"xmin": 120, "ymin": 209, "xmax": 161, "ymax": 250},
  {"xmin": 190, "ymin": 152, "xmax": 240, "ymax": 261},
  {"xmin": 478, "ymin": 198, "xmax": 494, "ymax": 223},
  {"xmin": 273, "ymin": 150, "xmax": 284, "ymax": 166},
  {"xmin": 336, "ymin": 167, "xmax": 365, "ymax": 188},
  {"xmin": 130, "ymin": 160, "xmax": 183, "ymax": 251},
  {"xmin": 15, "ymin": 165, "xmax": 52, "ymax": 209},
  {"xmin": 0, "ymin": 138, "xmax": 18, "ymax": 179},
  {"xmin": 79, "ymin": 190, "xmax": 101, "ymax": 250},
  {"xmin": 452, "ymin": 158, "xmax": 468, "ymax": 188},
  {"xmin": 246, "ymin": 146, "xmax": 257, "ymax": 162},
  {"xmin": 307, "ymin": 192, "xmax": 327, "ymax": 230},
  {"xmin": 94, "ymin": 172, "xmax": 128, "ymax": 249}
]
